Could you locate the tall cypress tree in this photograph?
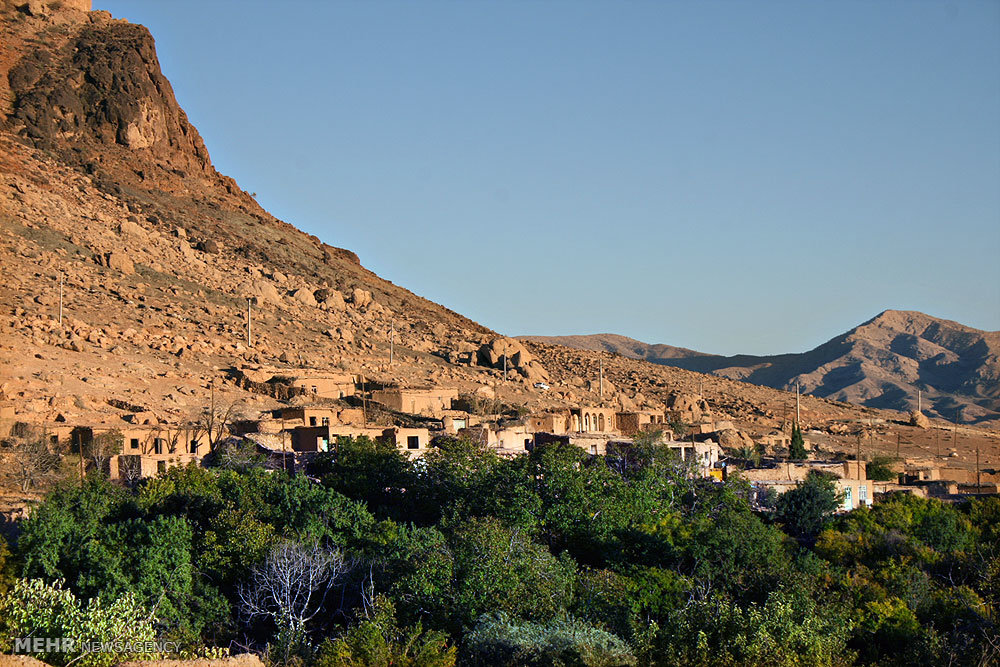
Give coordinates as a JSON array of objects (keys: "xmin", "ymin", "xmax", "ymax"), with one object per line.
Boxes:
[{"xmin": 789, "ymin": 421, "xmax": 807, "ymax": 460}]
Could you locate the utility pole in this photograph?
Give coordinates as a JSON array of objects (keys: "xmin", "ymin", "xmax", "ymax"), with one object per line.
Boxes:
[
  {"xmin": 389, "ymin": 321, "xmax": 394, "ymax": 366},
  {"xmin": 976, "ymin": 444, "xmax": 981, "ymax": 493},
  {"xmin": 599, "ymin": 358, "xmax": 604, "ymax": 400},
  {"xmin": 857, "ymin": 434, "xmax": 862, "ymax": 480},
  {"xmin": 361, "ymin": 375, "xmax": 367, "ymax": 425},
  {"xmin": 58, "ymin": 272, "xmax": 64, "ymax": 327},
  {"xmin": 935, "ymin": 429, "xmax": 941, "ymax": 458},
  {"xmin": 896, "ymin": 433, "xmax": 900, "ymax": 459},
  {"xmin": 917, "ymin": 389, "xmax": 922, "ymax": 414},
  {"xmin": 795, "ymin": 382, "xmax": 801, "ymax": 424},
  {"xmin": 246, "ymin": 298, "xmax": 253, "ymax": 347},
  {"xmin": 281, "ymin": 418, "xmax": 287, "ymax": 473}
]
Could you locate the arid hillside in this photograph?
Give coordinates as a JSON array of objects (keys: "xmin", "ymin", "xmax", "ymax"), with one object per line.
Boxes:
[{"xmin": 523, "ymin": 310, "xmax": 1000, "ymax": 427}]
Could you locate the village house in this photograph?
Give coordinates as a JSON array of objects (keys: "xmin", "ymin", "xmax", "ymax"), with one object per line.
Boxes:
[
  {"xmin": 570, "ymin": 406, "xmax": 619, "ymax": 434},
  {"xmin": 380, "ymin": 426, "xmax": 433, "ymax": 457},
  {"xmin": 616, "ymin": 410, "xmax": 668, "ymax": 437},
  {"xmin": 526, "ymin": 412, "xmax": 570, "ymax": 435},
  {"xmin": 441, "ymin": 410, "xmax": 479, "ymax": 435},
  {"xmin": 287, "ymin": 373, "xmax": 357, "ymax": 400},
  {"xmin": 534, "ymin": 431, "xmax": 628, "ymax": 457},
  {"xmin": 277, "ymin": 405, "xmax": 365, "ymax": 428},
  {"xmin": 371, "ymin": 387, "xmax": 458, "ymax": 417}
]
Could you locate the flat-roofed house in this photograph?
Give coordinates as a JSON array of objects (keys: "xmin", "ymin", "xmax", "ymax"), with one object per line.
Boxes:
[{"xmin": 371, "ymin": 387, "xmax": 458, "ymax": 417}]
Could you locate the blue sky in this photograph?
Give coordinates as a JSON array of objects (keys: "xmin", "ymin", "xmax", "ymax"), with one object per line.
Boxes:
[{"xmin": 99, "ymin": 0, "xmax": 1000, "ymax": 355}]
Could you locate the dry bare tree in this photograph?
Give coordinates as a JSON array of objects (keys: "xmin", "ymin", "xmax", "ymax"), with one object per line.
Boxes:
[
  {"xmin": 198, "ymin": 382, "xmax": 244, "ymax": 451},
  {"xmin": 3, "ymin": 424, "xmax": 61, "ymax": 492},
  {"xmin": 238, "ymin": 540, "xmax": 348, "ymax": 659},
  {"xmin": 84, "ymin": 429, "xmax": 122, "ymax": 476}
]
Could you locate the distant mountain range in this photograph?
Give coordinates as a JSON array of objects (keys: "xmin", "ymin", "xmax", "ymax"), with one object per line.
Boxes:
[{"xmin": 521, "ymin": 310, "xmax": 1000, "ymax": 425}]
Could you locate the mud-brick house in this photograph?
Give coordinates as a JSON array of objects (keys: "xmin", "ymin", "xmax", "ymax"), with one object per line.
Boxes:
[
  {"xmin": 380, "ymin": 426, "xmax": 433, "ymax": 457},
  {"xmin": 288, "ymin": 373, "xmax": 357, "ymax": 400},
  {"xmin": 570, "ymin": 406, "xmax": 619, "ymax": 434},
  {"xmin": 526, "ymin": 412, "xmax": 569, "ymax": 435},
  {"xmin": 371, "ymin": 387, "xmax": 458, "ymax": 417},
  {"xmin": 616, "ymin": 410, "xmax": 667, "ymax": 437}
]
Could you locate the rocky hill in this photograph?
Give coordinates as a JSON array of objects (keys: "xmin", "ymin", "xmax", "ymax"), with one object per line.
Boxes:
[{"xmin": 523, "ymin": 311, "xmax": 1000, "ymax": 426}]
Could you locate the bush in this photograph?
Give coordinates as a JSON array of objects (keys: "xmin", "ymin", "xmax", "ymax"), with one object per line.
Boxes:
[
  {"xmin": 464, "ymin": 613, "xmax": 636, "ymax": 667},
  {"xmin": 0, "ymin": 578, "xmax": 158, "ymax": 667}
]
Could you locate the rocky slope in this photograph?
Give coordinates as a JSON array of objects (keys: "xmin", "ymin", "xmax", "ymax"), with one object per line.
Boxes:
[{"xmin": 523, "ymin": 311, "xmax": 1000, "ymax": 426}]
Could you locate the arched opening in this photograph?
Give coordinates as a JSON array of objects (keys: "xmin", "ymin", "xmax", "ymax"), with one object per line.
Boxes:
[
  {"xmin": 598, "ymin": 414, "xmax": 606, "ymax": 431},
  {"xmin": 584, "ymin": 414, "xmax": 591, "ymax": 431}
]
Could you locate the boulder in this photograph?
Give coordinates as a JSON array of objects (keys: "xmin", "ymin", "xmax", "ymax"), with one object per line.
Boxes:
[
  {"xmin": 910, "ymin": 411, "xmax": 930, "ymax": 429},
  {"xmin": 105, "ymin": 252, "xmax": 134, "ymax": 274},
  {"xmin": 196, "ymin": 239, "xmax": 220, "ymax": 253},
  {"xmin": 291, "ymin": 288, "xmax": 317, "ymax": 306},
  {"xmin": 117, "ymin": 219, "xmax": 145, "ymax": 237},
  {"xmin": 351, "ymin": 288, "xmax": 373, "ymax": 308}
]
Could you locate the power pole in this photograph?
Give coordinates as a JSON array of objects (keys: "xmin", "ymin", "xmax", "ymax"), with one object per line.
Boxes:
[
  {"xmin": 281, "ymin": 418, "xmax": 288, "ymax": 473},
  {"xmin": 935, "ymin": 428, "xmax": 940, "ymax": 458},
  {"xmin": 503, "ymin": 355, "xmax": 507, "ymax": 382},
  {"xmin": 361, "ymin": 375, "xmax": 367, "ymax": 425},
  {"xmin": 917, "ymin": 389, "xmax": 922, "ymax": 414},
  {"xmin": 246, "ymin": 298, "xmax": 253, "ymax": 347},
  {"xmin": 857, "ymin": 434, "xmax": 862, "ymax": 480},
  {"xmin": 795, "ymin": 382, "xmax": 801, "ymax": 424},
  {"xmin": 976, "ymin": 444, "xmax": 981, "ymax": 493},
  {"xmin": 896, "ymin": 433, "xmax": 900, "ymax": 459},
  {"xmin": 599, "ymin": 358, "xmax": 604, "ymax": 400},
  {"xmin": 58, "ymin": 272, "xmax": 64, "ymax": 327},
  {"xmin": 389, "ymin": 321, "xmax": 394, "ymax": 366}
]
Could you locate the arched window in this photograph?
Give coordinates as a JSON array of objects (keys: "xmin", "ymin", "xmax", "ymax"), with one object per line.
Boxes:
[
  {"xmin": 584, "ymin": 414, "xmax": 591, "ymax": 431},
  {"xmin": 598, "ymin": 414, "xmax": 606, "ymax": 431}
]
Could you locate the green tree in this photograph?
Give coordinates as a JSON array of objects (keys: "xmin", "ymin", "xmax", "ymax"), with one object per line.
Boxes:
[
  {"xmin": 0, "ymin": 578, "xmax": 158, "ymax": 667},
  {"xmin": 314, "ymin": 596, "xmax": 455, "ymax": 667},
  {"xmin": 788, "ymin": 422, "xmax": 807, "ymax": 461},
  {"xmin": 464, "ymin": 613, "xmax": 636, "ymax": 667},
  {"xmin": 774, "ymin": 471, "xmax": 841, "ymax": 541}
]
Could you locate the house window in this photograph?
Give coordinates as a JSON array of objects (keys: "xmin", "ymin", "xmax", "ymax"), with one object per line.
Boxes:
[
  {"xmin": 50, "ymin": 435, "xmax": 59, "ymax": 446},
  {"xmin": 309, "ymin": 416, "xmax": 317, "ymax": 426},
  {"xmin": 157, "ymin": 461, "xmax": 166, "ymax": 474},
  {"xmin": 321, "ymin": 437, "xmax": 329, "ymax": 452},
  {"xmin": 311, "ymin": 386, "xmax": 318, "ymax": 394},
  {"xmin": 455, "ymin": 419, "xmax": 466, "ymax": 430},
  {"xmin": 190, "ymin": 439, "xmax": 199, "ymax": 454},
  {"xmin": 153, "ymin": 438, "xmax": 164, "ymax": 455},
  {"xmin": 859, "ymin": 485, "xmax": 867, "ymax": 504},
  {"xmin": 130, "ymin": 438, "xmax": 140, "ymax": 450},
  {"xmin": 524, "ymin": 438, "xmax": 532, "ymax": 450},
  {"xmin": 407, "ymin": 435, "xmax": 420, "ymax": 450},
  {"xmin": 322, "ymin": 417, "xmax": 330, "ymax": 426},
  {"xmin": 843, "ymin": 486, "xmax": 853, "ymax": 510},
  {"xmin": 590, "ymin": 444, "xmax": 597, "ymax": 455}
]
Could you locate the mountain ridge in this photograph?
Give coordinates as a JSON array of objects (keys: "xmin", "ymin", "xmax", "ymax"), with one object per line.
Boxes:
[{"xmin": 522, "ymin": 310, "xmax": 1000, "ymax": 426}]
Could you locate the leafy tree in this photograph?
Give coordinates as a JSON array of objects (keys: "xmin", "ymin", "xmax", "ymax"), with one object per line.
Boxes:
[
  {"xmin": 652, "ymin": 588, "xmax": 854, "ymax": 667},
  {"xmin": 311, "ymin": 436, "xmax": 413, "ymax": 520},
  {"xmin": 865, "ymin": 455, "xmax": 897, "ymax": 482},
  {"xmin": 0, "ymin": 578, "xmax": 158, "ymax": 667},
  {"xmin": 774, "ymin": 471, "xmax": 841, "ymax": 541},
  {"xmin": 314, "ymin": 596, "xmax": 455, "ymax": 667},
  {"xmin": 464, "ymin": 613, "xmax": 636, "ymax": 667}
]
